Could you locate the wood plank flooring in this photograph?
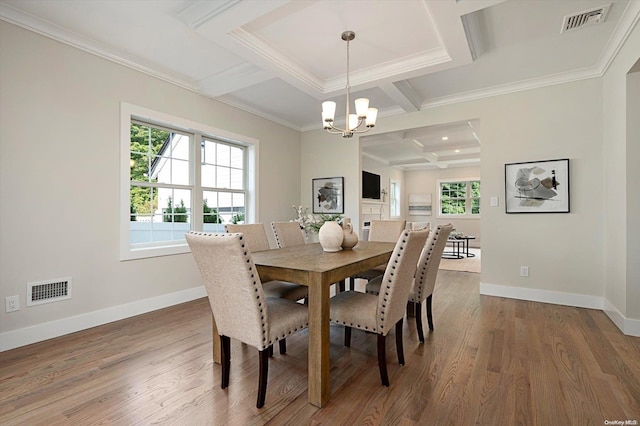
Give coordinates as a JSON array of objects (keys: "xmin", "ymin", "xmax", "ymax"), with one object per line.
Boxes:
[{"xmin": 1, "ymin": 270, "xmax": 639, "ymax": 425}]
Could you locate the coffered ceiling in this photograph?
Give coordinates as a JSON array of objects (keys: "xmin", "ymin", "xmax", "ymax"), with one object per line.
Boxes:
[{"xmin": 1, "ymin": 0, "xmax": 638, "ymax": 170}]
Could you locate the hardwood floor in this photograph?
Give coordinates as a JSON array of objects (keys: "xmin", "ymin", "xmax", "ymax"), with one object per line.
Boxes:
[{"xmin": 1, "ymin": 270, "xmax": 639, "ymax": 425}]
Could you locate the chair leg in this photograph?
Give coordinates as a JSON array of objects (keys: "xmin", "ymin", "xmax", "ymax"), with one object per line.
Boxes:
[
  {"xmin": 279, "ymin": 339, "xmax": 286, "ymax": 355},
  {"xmin": 426, "ymin": 294, "xmax": 434, "ymax": 331},
  {"xmin": 415, "ymin": 301, "xmax": 425, "ymax": 343},
  {"xmin": 344, "ymin": 326, "xmax": 352, "ymax": 347},
  {"xmin": 377, "ymin": 334, "xmax": 389, "ymax": 386},
  {"xmin": 349, "ymin": 276, "xmax": 355, "ymax": 291},
  {"xmin": 268, "ymin": 345, "xmax": 273, "ymax": 357},
  {"xmin": 338, "ymin": 279, "xmax": 345, "ymax": 292},
  {"xmin": 220, "ymin": 335, "xmax": 231, "ymax": 389},
  {"xmin": 395, "ymin": 319, "xmax": 404, "ymax": 365},
  {"xmin": 257, "ymin": 348, "xmax": 269, "ymax": 408}
]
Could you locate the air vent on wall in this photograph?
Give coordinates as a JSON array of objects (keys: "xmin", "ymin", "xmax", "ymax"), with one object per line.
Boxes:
[
  {"xmin": 27, "ymin": 277, "xmax": 72, "ymax": 306},
  {"xmin": 561, "ymin": 4, "xmax": 610, "ymax": 33}
]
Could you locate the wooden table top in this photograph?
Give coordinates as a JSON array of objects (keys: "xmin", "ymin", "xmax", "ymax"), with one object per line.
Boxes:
[{"xmin": 252, "ymin": 241, "xmax": 395, "ymax": 286}]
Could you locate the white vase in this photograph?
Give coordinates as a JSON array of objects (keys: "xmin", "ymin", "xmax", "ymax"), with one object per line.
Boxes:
[
  {"xmin": 341, "ymin": 218, "xmax": 359, "ymax": 249},
  {"xmin": 318, "ymin": 221, "xmax": 343, "ymax": 252}
]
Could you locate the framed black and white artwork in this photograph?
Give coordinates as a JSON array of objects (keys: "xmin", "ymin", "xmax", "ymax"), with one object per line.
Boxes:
[
  {"xmin": 505, "ymin": 159, "xmax": 570, "ymax": 214},
  {"xmin": 312, "ymin": 177, "xmax": 344, "ymax": 214}
]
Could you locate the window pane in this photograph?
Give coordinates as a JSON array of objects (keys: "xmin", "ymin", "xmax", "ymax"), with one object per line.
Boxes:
[
  {"xmin": 217, "ymin": 166, "xmax": 230, "ymax": 188},
  {"xmin": 231, "ymin": 193, "xmax": 246, "ymax": 224},
  {"xmin": 150, "ymin": 155, "xmax": 171, "ymax": 184},
  {"xmin": 217, "ymin": 143, "xmax": 230, "ymax": 167},
  {"xmin": 171, "ymin": 158, "xmax": 189, "ymax": 186},
  {"xmin": 230, "ymin": 146, "xmax": 243, "ymax": 168},
  {"xmin": 130, "ymin": 186, "xmax": 158, "ymax": 220},
  {"xmin": 471, "ymin": 181, "xmax": 481, "ymax": 198},
  {"xmin": 202, "ymin": 140, "xmax": 216, "ymax": 164},
  {"xmin": 159, "ymin": 188, "xmax": 191, "ymax": 224},
  {"xmin": 203, "ymin": 194, "xmax": 222, "ymax": 224},
  {"xmin": 170, "ymin": 134, "xmax": 190, "ymax": 161},
  {"xmin": 130, "ymin": 153, "xmax": 151, "ymax": 183},
  {"xmin": 472, "ymin": 199, "xmax": 480, "ymax": 214},
  {"xmin": 230, "ymin": 168, "xmax": 243, "ymax": 190},
  {"xmin": 201, "ymin": 164, "xmax": 216, "ymax": 188}
]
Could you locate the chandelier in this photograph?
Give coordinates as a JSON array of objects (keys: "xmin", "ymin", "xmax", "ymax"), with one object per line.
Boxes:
[{"xmin": 321, "ymin": 31, "xmax": 378, "ymax": 138}]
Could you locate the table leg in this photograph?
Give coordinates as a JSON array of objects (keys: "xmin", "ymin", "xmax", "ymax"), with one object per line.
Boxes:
[
  {"xmin": 212, "ymin": 311, "xmax": 221, "ymax": 364},
  {"xmin": 307, "ymin": 272, "xmax": 330, "ymax": 407}
]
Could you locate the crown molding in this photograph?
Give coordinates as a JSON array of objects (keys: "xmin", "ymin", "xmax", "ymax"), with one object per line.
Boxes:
[
  {"xmin": 0, "ymin": 3, "xmax": 199, "ymax": 92},
  {"xmin": 421, "ymin": 66, "xmax": 600, "ymax": 110},
  {"xmin": 215, "ymin": 96, "xmax": 302, "ymax": 132},
  {"xmin": 595, "ymin": 0, "xmax": 640, "ymax": 75}
]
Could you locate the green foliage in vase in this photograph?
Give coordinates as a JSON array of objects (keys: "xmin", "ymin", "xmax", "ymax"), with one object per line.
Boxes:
[{"xmin": 308, "ymin": 214, "xmax": 343, "ymax": 233}]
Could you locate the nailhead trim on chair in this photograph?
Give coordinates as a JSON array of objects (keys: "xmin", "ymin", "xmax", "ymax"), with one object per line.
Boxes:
[
  {"xmin": 378, "ymin": 230, "xmax": 411, "ymax": 334},
  {"xmin": 414, "ymin": 227, "xmax": 439, "ymax": 301}
]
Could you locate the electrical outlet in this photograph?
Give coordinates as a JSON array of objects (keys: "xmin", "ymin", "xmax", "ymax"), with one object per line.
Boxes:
[
  {"xmin": 520, "ymin": 266, "xmax": 529, "ymax": 277},
  {"xmin": 6, "ymin": 295, "xmax": 20, "ymax": 312}
]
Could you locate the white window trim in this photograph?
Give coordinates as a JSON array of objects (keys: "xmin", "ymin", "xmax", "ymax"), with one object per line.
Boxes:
[
  {"xmin": 120, "ymin": 102, "xmax": 259, "ymax": 260},
  {"xmin": 436, "ymin": 177, "xmax": 481, "ymax": 219},
  {"xmin": 390, "ymin": 180, "xmax": 401, "ymax": 218}
]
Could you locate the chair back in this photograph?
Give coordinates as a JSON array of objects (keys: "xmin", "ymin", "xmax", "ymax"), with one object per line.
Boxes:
[
  {"xmin": 225, "ymin": 223, "xmax": 270, "ymax": 252},
  {"xmin": 271, "ymin": 221, "xmax": 306, "ymax": 248},
  {"xmin": 375, "ymin": 228, "xmax": 429, "ymax": 334},
  {"xmin": 411, "ymin": 224, "xmax": 453, "ymax": 302},
  {"xmin": 186, "ymin": 232, "xmax": 268, "ymax": 349},
  {"xmin": 369, "ymin": 220, "xmax": 407, "ymax": 242}
]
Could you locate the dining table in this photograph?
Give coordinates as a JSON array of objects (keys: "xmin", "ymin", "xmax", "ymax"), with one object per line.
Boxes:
[{"xmin": 241, "ymin": 240, "xmax": 394, "ymax": 407}]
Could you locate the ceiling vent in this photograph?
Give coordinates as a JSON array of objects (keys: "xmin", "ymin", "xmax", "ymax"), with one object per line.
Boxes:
[{"xmin": 561, "ymin": 4, "xmax": 611, "ymax": 33}]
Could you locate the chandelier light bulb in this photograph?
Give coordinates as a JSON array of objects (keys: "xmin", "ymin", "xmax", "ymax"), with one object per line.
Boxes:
[{"xmin": 321, "ymin": 31, "xmax": 378, "ymax": 138}]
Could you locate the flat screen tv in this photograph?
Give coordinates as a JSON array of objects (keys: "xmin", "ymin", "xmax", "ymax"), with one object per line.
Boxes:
[{"xmin": 362, "ymin": 170, "xmax": 381, "ymax": 200}]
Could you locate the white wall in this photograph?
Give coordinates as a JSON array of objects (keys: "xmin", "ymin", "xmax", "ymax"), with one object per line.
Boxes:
[
  {"xmin": 303, "ymin": 77, "xmax": 606, "ymax": 312},
  {"xmin": 300, "ymin": 131, "xmax": 360, "ymax": 233},
  {"xmin": 603, "ymin": 17, "xmax": 640, "ymax": 330},
  {"xmin": 0, "ymin": 22, "xmax": 301, "ymax": 349},
  {"xmin": 404, "ymin": 166, "xmax": 481, "ymax": 246}
]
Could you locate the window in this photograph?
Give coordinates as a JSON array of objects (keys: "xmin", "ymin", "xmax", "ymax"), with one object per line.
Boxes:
[
  {"xmin": 121, "ymin": 103, "xmax": 257, "ymax": 260},
  {"xmin": 438, "ymin": 179, "xmax": 480, "ymax": 217},
  {"xmin": 390, "ymin": 181, "xmax": 400, "ymax": 217}
]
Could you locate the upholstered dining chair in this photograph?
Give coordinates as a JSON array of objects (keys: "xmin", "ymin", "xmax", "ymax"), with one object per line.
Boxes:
[
  {"xmin": 349, "ymin": 220, "xmax": 408, "ymax": 290},
  {"xmin": 225, "ymin": 224, "xmax": 308, "ymax": 303},
  {"xmin": 271, "ymin": 221, "xmax": 306, "ymax": 248},
  {"xmin": 186, "ymin": 231, "xmax": 308, "ymax": 408},
  {"xmin": 330, "ymin": 227, "xmax": 429, "ymax": 386},
  {"xmin": 366, "ymin": 223, "xmax": 453, "ymax": 342}
]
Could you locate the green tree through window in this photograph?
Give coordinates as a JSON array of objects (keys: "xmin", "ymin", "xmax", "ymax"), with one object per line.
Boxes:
[
  {"xmin": 129, "ymin": 124, "xmax": 168, "ymax": 216},
  {"xmin": 439, "ymin": 180, "xmax": 481, "ymax": 216}
]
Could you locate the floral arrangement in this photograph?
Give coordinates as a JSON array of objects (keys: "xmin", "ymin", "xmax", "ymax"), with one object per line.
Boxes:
[{"xmin": 292, "ymin": 205, "xmax": 342, "ymax": 234}]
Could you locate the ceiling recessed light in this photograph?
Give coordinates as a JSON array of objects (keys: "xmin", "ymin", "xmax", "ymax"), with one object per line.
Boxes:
[
  {"xmin": 442, "ymin": 136, "xmax": 449, "ymax": 141},
  {"xmin": 454, "ymin": 149, "xmax": 460, "ymax": 153}
]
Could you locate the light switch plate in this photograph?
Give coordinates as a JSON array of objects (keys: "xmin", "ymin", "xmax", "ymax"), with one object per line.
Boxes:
[{"xmin": 490, "ymin": 196, "xmax": 499, "ymax": 207}]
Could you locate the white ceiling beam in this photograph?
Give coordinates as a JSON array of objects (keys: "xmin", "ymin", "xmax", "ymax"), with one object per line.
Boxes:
[
  {"xmin": 379, "ymin": 81, "xmax": 421, "ymax": 112},
  {"xmin": 199, "ymin": 62, "xmax": 274, "ymax": 97}
]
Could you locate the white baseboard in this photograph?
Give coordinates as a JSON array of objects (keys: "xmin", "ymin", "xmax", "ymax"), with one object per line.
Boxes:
[
  {"xmin": 0, "ymin": 286, "xmax": 207, "ymax": 352},
  {"xmin": 603, "ymin": 298, "xmax": 640, "ymax": 337},
  {"xmin": 480, "ymin": 282, "xmax": 640, "ymax": 337}
]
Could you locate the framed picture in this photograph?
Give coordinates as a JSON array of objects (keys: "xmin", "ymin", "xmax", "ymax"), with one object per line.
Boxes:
[
  {"xmin": 312, "ymin": 177, "xmax": 344, "ymax": 214},
  {"xmin": 505, "ymin": 159, "xmax": 570, "ymax": 213}
]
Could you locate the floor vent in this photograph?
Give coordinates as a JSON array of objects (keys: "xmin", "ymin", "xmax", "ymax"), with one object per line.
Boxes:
[
  {"xmin": 27, "ymin": 277, "xmax": 72, "ymax": 306},
  {"xmin": 561, "ymin": 4, "xmax": 610, "ymax": 33}
]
